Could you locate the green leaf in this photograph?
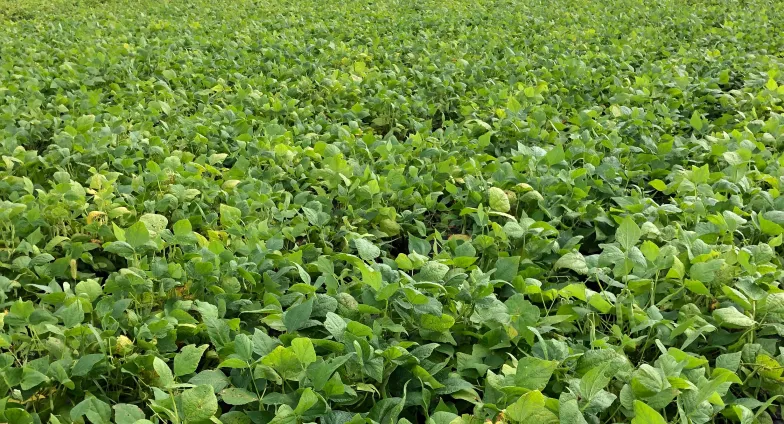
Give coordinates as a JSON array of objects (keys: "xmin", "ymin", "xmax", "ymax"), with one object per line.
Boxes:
[
  {"xmin": 262, "ymin": 346, "xmax": 301, "ymax": 380},
  {"xmin": 4, "ymin": 408, "xmax": 33, "ymax": 424},
  {"xmin": 180, "ymin": 385, "xmax": 218, "ymax": 422},
  {"xmin": 488, "ymin": 187, "xmax": 510, "ymax": 212},
  {"xmin": 690, "ymin": 110, "xmax": 703, "ymax": 131},
  {"xmin": 76, "ymin": 114, "xmax": 96, "ymax": 131},
  {"xmin": 713, "ymin": 307, "xmax": 755, "ymax": 328},
  {"xmin": 21, "ymin": 367, "xmax": 49, "ymax": 390},
  {"xmin": 10, "ymin": 300, "xmax": 34, "ymax": 321},
  {"xmin": 631, "ymin": 364, "xmax": 665, "ymax": 397},
  {"xmin": 716, "ymin": 351, "xmax": 742, "ymax": 372},
  {"xmin": 174, "ymin": 344, "xmax": 209, "ymax": 377},
  {"xmin": 173, "ymin": 218, "xmax": 193, "ymax": 236},
  {"xmin": 507, "ymin": 390, "xmax": 559, "ymax": 423},
  {"xmin": 684, "ymin": 279, "xmax": 711, "ymax": 296},
  {"xmin": 554, "ymin": 251, "xmax": 588, "ymax": 274},
  {"xmin": 153, "ymin": 356, "xmax": 174, "ymax": 388},
  {"xmin": 268, "ymin": 405, "xmax": 297, "ymax": 424},
  {"xmin": 75, "ymin": 280, "xmax": 103, "ymax": 301},
  {"xmin": 588, "ymin": 294, "xmax": 613, "ymax": 314},
  {"xmin": 218, "ymin": 358, "xmax": 248, "ymax": 369},
  {"xmin": 545, "ymin": 144, "xmax": 565, "ymax": 166},
  {"xmin": 284, "ymin": 299, "xmax": 314, "ymax": 332},
  {"xmin": 494, "ymin": 256, "xmax": 520, "ymax": 282},
  {"xmin": 126, "ymin": 221, "xmax": 150, "ymax": 249},
  {"xmin": 57, "ymin": 300, "xmax": 84, "ymax": 328},
  {"xmin": 113, "ymin": 404, "xmax": 145, "ymax": 424},
  {"xmin": 71, "ymin": 397, "xmax": 112, "ymax": 424},
  {"xmin": 139, "ymin": 213, "xmax": 168, "ymax": 236},
  {"xmin": 294, "ymin": 388, "xmax": 319, "ymax": 415},
  {"xmin": 617, "ymin": 216, "xmax": 641, "ymax": 251},
  {"xmin": 220, "ymin": 204, "xmax": 242, "ymax": 227},
  {"xmin": 291, "ymin": 337, "xmax": 317, "ymax": 366},
  {"xmin": 354, "ymin": 238, "xmax": 380, "ymax": 262},
  {"xmin": 324, "ymin": 312, "xmax": 347, "ymax": 341},
  {"xmin": 347, "ymin": 320, "xmax": 373, "ymax": 337},
  {"xmin": 220, "ymin": 387, "xmax": 259, "ymax": 405},
  {"xmin": 690, "ymin": 259, "xmax": 723, "ymax": 283},
  {"xmin": 367, "ymin": 397, "xmax": 405, "ymax": 424},
  {"xmin": 514, "ymin": 357, "xmax": 558, "ymax": 391},
  {"xmin": 632, "ymin": 400, "xmax": 666, "ymax": 424},
  {"xmin": 359, "ymin": 264, "xmax": 382, "ymax": 290},
  {"xmin": 189, "ymin": 370, "xmax": 230, "ymax": 393},
  {"xmin": 649, "ymin": 179, "xmax": 667, "ymax": 191},
  {"xmin": 232, "ymin": 334, "xmax": 253, "ymax": 362},
  {"xmin": 731, "ymin": 405, "xmax": 754, "ymax": 424},
  {"xmin": 307, "ymin": 354, "xmax": 352, "ymax": 391},
  {"xmin": 72, "ymin": 354, "xmax": 104, "ymax": 377},
  {"xmin": 103, "ymin": 241, "xmax": 135, "ymax": 257},
  {"xmin": 507, "ymin": 95, "xmax": 522, "ymax": 113},
  {"xmin": 559, "ymin": 392, "xmax": 588, "ymax": 424},
  {"xmin": 220, "ymin": 411, "xmax": 252, "ymax": 424},
  {"xmin": 420, "ymin": 313, "xmax": 455, "ymax": 332},
  {"xmin": 419, "ymin": 261, "xmax": 449, "ymax": 282},
  {"xmin": 580, "ymin": 361, "xmax": 617, "ymax": 401}
]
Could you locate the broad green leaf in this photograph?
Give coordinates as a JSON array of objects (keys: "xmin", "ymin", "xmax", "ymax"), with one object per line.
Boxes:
[
  {"xmin": 690, "ymin": 259, "xmax": 723, "ymax": 283},
  {"xmin": 713, "ymin": 307, "xmax": 755, "ymax": 328},
  {"xmin": 268, "ymin": 405, "xmax": 297, "ymax": 424},
  {"xmin": 113, "ymin": 404, "xmax": 145, "ymax": 424},
  {"xmin": 580, "ymin": 361, "xmax": 618, "ymax": 401},
  {"xmin": 419, "ymin": 261, "xmax": 449, "ymax": 282},
  {"xmin": 75, "ymin": 279, "xmax": 102, "ymax": 301},
  {"xmin": 545, "ymin": 144, "xmax": 565, "ymax": 166},
  {"xmin": 262, "ymin": 346, "xmax": 301, "ymax": 380},
  {"xmin": 684, "ymin": 279, "xmax": 711, "ymax": 296},
  {"xmin": 716, "ymin": 351, "xmax": 742, "ymax": 372},
  {"xmin": 559, "ymin": 392, "xmax": 588, "ymax": 424},
  {"xmin": 649, "ymin": 179, "xmax": 667, "ymax": 191},
  {"xmin": 234, "ymin": 333, "xmax": 254, "ymax": 361},
  {"xmin": 324, "ymin": 312, "xmax": 347, "ymax": 341},
  {"xmin": 488, "ymin": 187, "xmax": 510, "ymax": 212},
  {"xmin": 71, "ymin": 397, "xmax": 112, "ymax": 424},
  {"xmin": 617, "ymin": 216, "xmax": 641, "ymax": 251},
  {"xmin": 220, "ymin": 204, "xmax": 242, "ymax": 227},
  {"xmin": 139, "ymin": 213, "xmax": 168, "ymax": 236},
  {"xmin": 173, "ymin": 218, "xmax": 192, "ymax": 236},
  {"xmin": 126, "ymin": 221, "xmax": 150, "ymax": 249},
  {"xmin": 631, "ymin": 364, "xmax": 665, "ymax": 397},
  {"xmin": 294, "ymin": 388, "xmax": 319, "ymax": 415},
  {"xmin": 354, "ymin": 238, "xmax": 380, "ymax": 262},
  {"xmin": 180, "ymin": 385, "xmax": 218, "ymax": 422},
  {"xmin": 174, "ymin": 344, "xmax": 209, "ymax": 377},
  {"xmin": 153, "ymin": 357, "xmax": 174, "ymax": 388},
  {"xmin": 284, "ymin": 299, "xmax": 314, "ymax": 332},
  {"xmin": 495, "ymin": 256, "xmax": 520, "ymax": 282},
  {"xmin": 514, "ymin": 357, "xmax": 558, "ymax": 391},
  {"xmin": 291, "ymin": 337, "xmax": 317, "ymax": 366},
  {"xmin": 554, "ymin": 251, "xmax": 588, "ymax": 274},
  {"xmin": 72, "ymin": 354, "xmax": 105, "ymax": 377},
  {"xmin": 420, "ymin": 313, "xmax": 455, "ymax": 332},
  {"xmin": 507, "ymin": 390, "xmax": 559, "ymax": 423},
  {"xmin": 20, "ymin": 367, "xmax": 49, "ymax": 390},
  {"xmin": 632, "ymin": 400, "xmax": 666, "ymax": 424},
  {"xmin": 690, "ymin": 111, "xmax": 703, "ymax": 131},
  {"xmin": 588, "ymin": 294, "xmax": 613, "ymax": 314},
  {"xmin": 189, "ymin": 370, "xmax": 230, "ymax": 393},
  {"xmin": 220, "ymin": 387, "xmax": 258, "ymax": 405}
]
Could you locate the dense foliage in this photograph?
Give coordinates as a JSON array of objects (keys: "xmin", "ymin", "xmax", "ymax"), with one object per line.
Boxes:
[{"xmin": 2, "ymin": 0, "xmax": 784, "ymax": 422}]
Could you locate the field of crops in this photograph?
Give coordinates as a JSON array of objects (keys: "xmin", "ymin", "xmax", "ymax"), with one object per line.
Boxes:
[{"xmin": 2, "ymin": 0, "xmax": 784, "ymax": 422}]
